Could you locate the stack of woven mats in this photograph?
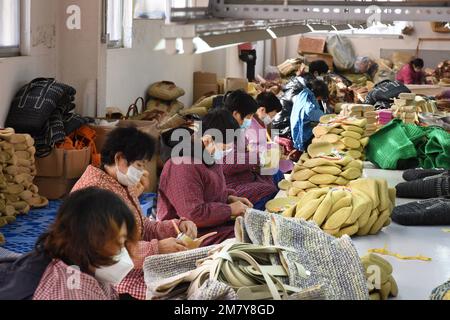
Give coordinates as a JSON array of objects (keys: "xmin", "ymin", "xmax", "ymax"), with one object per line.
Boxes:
[{"xmin": 367, "ymin": 119, "xmax": 450, "ymax": 170}]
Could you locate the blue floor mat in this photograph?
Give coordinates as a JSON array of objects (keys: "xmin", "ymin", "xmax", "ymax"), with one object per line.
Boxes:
[
  {"xmin": 0, "ymin": 201, "xmax": 61, "ymax": 254},
  {"xmin": 0, "ymin": 194, "xmax": 157, "ymax": 255}
]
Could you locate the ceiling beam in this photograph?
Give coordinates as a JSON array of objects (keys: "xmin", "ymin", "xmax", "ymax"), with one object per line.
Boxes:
[{"xmin": 211, "ymin": 0, "xmax": 450, "ymax": 22}]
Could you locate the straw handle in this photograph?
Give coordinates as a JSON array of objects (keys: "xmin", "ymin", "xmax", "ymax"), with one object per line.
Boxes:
[{"xmin": 171, "ymin": 220, "xmax": 181, "ymax": 236}]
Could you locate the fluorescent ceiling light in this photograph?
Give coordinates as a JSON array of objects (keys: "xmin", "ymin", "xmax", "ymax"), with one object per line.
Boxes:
[
  {"xmin": 154, "ymin": 39, "xmax": 166, "ymax": 51},
  {"xmin": 175, "ymin": 38, "xmax": 184, "ymax": 54},
  {"xmin": 308, "ymin": 24, "xmax": 334, "ymax": 31},
  {"xmin": 193, "ymin": 37, "xmax": 240, "ymax": 54},
  {"xmin": 266, "ymin": 28, "xmax": 277, "ymax": 39},
  {"xmin": 270, "ymin": 25, "xmax": 312, "ymax": 37},
  {"xmin": 332, "ymin": 24, "xmax": 352, "ymax": 31},
  {"xmin": 199, "ymin": 29, "xmax": 270, "ymax": 47}
]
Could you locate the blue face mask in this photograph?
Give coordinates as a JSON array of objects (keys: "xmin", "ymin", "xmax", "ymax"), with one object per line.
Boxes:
[{"xmin": 241, "ymin": 119, "xmax": 252, "ymax": 129}]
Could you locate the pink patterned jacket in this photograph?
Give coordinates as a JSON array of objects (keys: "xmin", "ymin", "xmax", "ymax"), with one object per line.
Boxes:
[{"xmin": 71, "ymin": 165, "xmax": 182, "ymax": 300}]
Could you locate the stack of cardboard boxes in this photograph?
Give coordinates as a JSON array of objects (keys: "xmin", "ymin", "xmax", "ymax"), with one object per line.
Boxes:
[
  {"xmin": 298, "ymin": 37, "xmax": 334, "ymax": 71},
  {"xmin": 35, "ymin": 147, "xmax": 91, "ymax": 200},
  {"xmin": 193, "ymin": 71, "xmax": 249, "ymax": 104},
  {"xmin": 193, "ymin": 72, "xmax": 219, "ymax": 103}
]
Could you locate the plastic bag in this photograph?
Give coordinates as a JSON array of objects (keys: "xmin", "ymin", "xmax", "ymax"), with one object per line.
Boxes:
[
  {"xmin": 326, "ymin": 35, "xmax": 356, "ymax": 71},
  {"xmin": 353, "ymin": 56, "xmax": 374, "ymax": 74}
]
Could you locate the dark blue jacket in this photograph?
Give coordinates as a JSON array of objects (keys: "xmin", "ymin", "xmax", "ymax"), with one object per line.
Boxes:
[{"xmin": 0, "ymin": 250, "xmax": 51, "ymax": 300}]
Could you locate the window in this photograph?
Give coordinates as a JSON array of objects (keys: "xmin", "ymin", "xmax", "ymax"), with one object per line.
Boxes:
[
  {"xmin": 134, "ymin": 0, "xmax": 208, "ymax": 19},
  {"xmin": 107, "ymin": 0, "xmax": 124, "ymax": 48},
  {"xmin": 0, "ymin": 0, "xmax": 20, "ymax": 57},
  {"xmin": 106, "ymin": 0, "xmax": 132, "ymax": 48}
]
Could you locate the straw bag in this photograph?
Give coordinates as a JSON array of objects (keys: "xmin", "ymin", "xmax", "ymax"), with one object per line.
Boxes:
[
  {"xmin": 148, "ymin": 81, "xmax": 185, "ymax": 101},
  {"xmin": 146, "ymin": 99, "xmax": 184, "ymax": 116},
  {"xmin": 144, "ymin": 242, "xmax": 321, "ymax": 300},
  {"xmin": 125, "ymin": 97, "xmax": 166, "ymax": 122},
  {"xmin": 238, "ymin": 210, "xmax": 369, "ymax": 300}
]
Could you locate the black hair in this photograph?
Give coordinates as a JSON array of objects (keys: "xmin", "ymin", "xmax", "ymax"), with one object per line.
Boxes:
[
  {"xmin": 201, "ymin": 108, "xmax": 240, "ymax": 139},
  {"xmin": 37, "ymin": 187, "xmax": 138, "ymax": 273},
  {"xmin": 256, "ymin": 92, "xmax": 282, "ymax": 113},
  {"xmin": 101, "ymin": 126, "xmax": 155, "ymax": 167},
  {"xmin": 223, "ymin": 89, "xmax": 258, "ymax": 118},
  {"xmin": 411, "ymin": 58, "xmax": 424, "ymax": 69},
  {"xmin": 309, "ymin": 79, "xmax": 329, "ymax": 99},
  {"xmin": 309, "ymin": 60, "xmax": 329, "ymax": 76}
]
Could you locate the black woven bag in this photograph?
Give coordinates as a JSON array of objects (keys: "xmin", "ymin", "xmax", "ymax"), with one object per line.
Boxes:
[
  {"xmin": 5, "ymin": 78, "xmax": 76, "ymax": 135},
  {"xmin": 364, "ymin": 79, "xmax": 410, "ymax": 107}
]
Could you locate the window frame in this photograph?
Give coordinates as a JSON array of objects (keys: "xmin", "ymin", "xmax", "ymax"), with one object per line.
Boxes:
[{"xmin": 0, "ymin": 0, "xmax": 21, "ymax": 58}]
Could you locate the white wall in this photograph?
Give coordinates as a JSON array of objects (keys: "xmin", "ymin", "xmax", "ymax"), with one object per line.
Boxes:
[
  {"xmin": 105, "ymin": 20, "xmax": 203, "ymax": 114},
  {"xmin": 350, "ymin": 22, "xmax": 450, "ymax": 60},
  {"xmin": 57, "ymin": 0, "xmax": 105, "ymax": 117},
  {"xmin": 0, "ymin": 0, "xmax": 107, "ymax": 125},
  {"xmin": 105, "ymin": 19, "xmax": 254, "ymax": 114},
  {"xmin": 0, "ymin": 0, "xmax": 57, "ymax": 127},
  {"xmin": 201, "ymin": 46, "xmax": 247, "ymax": 80}
]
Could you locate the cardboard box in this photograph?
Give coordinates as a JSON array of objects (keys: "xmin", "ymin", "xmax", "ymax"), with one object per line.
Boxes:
[
  {"xmin": 217, "ymin": 79, "xmax": 225, "ymax": 94},
  {"xmin": 194, "ymin": 71, "xmax": 217, "ymax": 84},
  {"xmin": 194, "ymin": 72, "xmax": 218, "ymax": 103},
  {"xmin": 224, "ymin": 77, "xmax": 248, "ymax": 93},
  {"xmin": 298, "ymin": 37, "xmax": 326, "ymax": 54},
  {"xmin": 34, "ymin": 148, "xmax": 64, "ymax": 177},
  {"xmin": 304, "ymin": 53, "xmax": 334, "ymax": 71},
  {"xmin": 90, "ymin": 119, "xmax": 160, "ymax": 152},
  {"xmin": 194, "ymin": 84, "xmax": 218, "ymax": 103},
  {"xmin": 34, "ymin": 177, "xmax": 78, "ymax": 200},
  {"xmin": 35, "ymin": 147, "xmax": 91, "ymax": 179},
  {"xmin": 431, "ymin": 22, "xmax": 450, "ymax": 33}
]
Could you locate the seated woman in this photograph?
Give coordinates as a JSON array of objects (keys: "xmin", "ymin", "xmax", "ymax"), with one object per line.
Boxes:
[
  {"xmin": 249, "ymin": 91, "xmax": 292, "ymax": 175},
  {"xmin": 396, "ymin": 58, "xmax": 426, "ymax": 85},
  {"xmin": 247, "ymin": 91, "xmax": 283, "ymax": 151},
  {"xmin": 157, "ymin": 108, "xmax": 252, "ymax": 245},
  {"xmin": 72, "ymin": 126, "xmax": 197, "ymax": 300},
  {"xmin": 222, "ymin": 90, "xmax": 279, "ymax": 211},
  {"xmin": 290, "ymin": 79, "xmax": 329, "ymax": 153},
  {"xmin": 0, "ymin": 187, "xmax": 137, "ymax": 300}
]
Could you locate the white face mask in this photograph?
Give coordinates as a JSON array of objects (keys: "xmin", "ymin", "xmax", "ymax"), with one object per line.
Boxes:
[
  {"xmin": 95, "ymin": 248, "xmax": 134, "ymax": 285},
  {"xmin": 116, "ymin": 164, "xmax": 144, "ymax": 187},
  {"xmin": 263, "ymin": 115, "xmax": 273, "ymax": 126}
]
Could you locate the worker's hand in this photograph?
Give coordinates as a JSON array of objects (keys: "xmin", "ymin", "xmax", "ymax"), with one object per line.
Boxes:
[
  {"xmin": 179, "ymin": 221, "xmax": 198, "ymax": 239},
  {"xmin": 140, "ymin": 170, "xmax": 150, "ymax": 191},
  {"xmin": 288, "ymin": 150, "xmax": 301, "ymax": 162},
  {"xmin": 230, "ymin": 201, "xmax": 249, "ymax": 218},
  {"xmin": 135, "ymin": 182, "xmax": 145, "ymax": 197},
  {"xmin": 158, "ymin": 238, "xmax": 188, "ymax": 254},
  {"xmin": 228, "ymin": 195, "xmax": 253, "ymax": 208}
]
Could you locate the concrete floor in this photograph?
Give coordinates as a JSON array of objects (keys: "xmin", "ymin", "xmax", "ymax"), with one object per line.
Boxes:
[
  {"xmin": 354, "ymin": 164, "xmax": 450, "ymax": 300},
  {"xmin": 277, "ymin": 164, "xmax": 450, "ymax": 300}
]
